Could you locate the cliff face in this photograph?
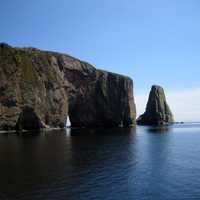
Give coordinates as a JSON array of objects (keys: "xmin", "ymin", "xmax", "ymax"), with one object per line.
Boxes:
[
  {"xmin": 0, "ymin": 43, "xmax": 136, "ymax": 130},
  {"xmin": 0, "ymin": 43, "xmax": 68, "ymax": 130},
  {"xmin": 66, "ymin": 68, "xmax": 135, "ymax": 127},
  {"xmin": 137, "ymin": 85, "xmax": 174, "ymax": 125}
]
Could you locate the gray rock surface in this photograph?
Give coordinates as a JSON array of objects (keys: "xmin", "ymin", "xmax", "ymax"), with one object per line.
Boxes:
[{"xmin": 137, "ymin": 85, "xmax": 174, "ymax": 125}]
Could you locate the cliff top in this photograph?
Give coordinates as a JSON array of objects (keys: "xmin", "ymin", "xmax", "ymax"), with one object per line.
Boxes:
[{"xmin": 0, "ymin": 42, "xmax": 132, "ymax": 81}]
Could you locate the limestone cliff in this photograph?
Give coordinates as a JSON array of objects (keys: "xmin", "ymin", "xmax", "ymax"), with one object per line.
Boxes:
[
  {"xmin": 137, "ymin": 85, "xmax": 174, "ymax": 125},
  {"xmin": 0, "ymin": 43, "xmax": 136, "ymax": 130}
]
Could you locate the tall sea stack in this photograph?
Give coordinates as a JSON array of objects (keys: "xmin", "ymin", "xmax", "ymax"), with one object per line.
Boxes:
[
  {"xmin": 0, "ymin": 43, "xmax": 136, "ymax": 130},
  {"xmin": 137, "ymin": 85, "xmax": 174, "ymax": 125}
]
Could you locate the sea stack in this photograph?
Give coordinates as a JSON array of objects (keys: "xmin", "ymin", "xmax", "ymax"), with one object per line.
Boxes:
[{"xmin": 137, "ymin": 85, "xmax": 174, "ymax": 125}]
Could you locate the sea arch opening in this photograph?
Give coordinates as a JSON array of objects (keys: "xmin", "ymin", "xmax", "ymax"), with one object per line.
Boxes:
[{"xmin": 65, "ymin": 116, "xmax": 71, "ymax": 128}]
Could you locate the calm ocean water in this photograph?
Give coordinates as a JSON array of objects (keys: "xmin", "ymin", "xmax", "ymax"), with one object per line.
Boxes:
[{"xmin": 0, "ymin": 123, "xmax": 200, "ymax": 200}]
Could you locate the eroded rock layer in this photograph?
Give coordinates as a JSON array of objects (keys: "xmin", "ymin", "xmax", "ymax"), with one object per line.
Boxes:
[
  {"xmin": 0, "ymin": 43, "xmax": 136, "ymax": 130},
  {"xmin": 137, "ymin": 85, "xmax": 174, "ymax": 125}
]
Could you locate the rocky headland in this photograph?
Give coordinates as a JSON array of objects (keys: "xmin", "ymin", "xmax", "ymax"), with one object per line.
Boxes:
[
  {"xmin": 137, "ymin": 85, "xmax": 174, "ymax": 125},
  {"xmin": 0, "ymin": 43, "xmax": 136, "ymax": 131}
]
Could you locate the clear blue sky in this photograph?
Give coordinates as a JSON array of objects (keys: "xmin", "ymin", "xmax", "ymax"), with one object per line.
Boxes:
[{"xmin": 1, "ymin": 0, "xmax": 200, "ymax": 94}]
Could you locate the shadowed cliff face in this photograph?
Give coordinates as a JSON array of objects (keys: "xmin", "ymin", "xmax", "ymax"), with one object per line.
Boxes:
[
  {"xmin": 137, "ymin": 85, "xmax": 174, "ymax": 125},
  {"xmin": 0, "ymin": 43, "xmax": 136, "ymax": 130}
]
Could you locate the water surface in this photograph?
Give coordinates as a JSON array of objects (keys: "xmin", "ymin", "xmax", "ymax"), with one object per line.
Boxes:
[{"xmin": 0, "ymin": 124, "xmax": 200, "ymax": 200}]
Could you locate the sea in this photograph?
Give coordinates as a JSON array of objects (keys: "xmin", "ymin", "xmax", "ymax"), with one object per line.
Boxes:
[{"xmin": 0, "ymin": 123, "xmax": 200, "ymax": 200}]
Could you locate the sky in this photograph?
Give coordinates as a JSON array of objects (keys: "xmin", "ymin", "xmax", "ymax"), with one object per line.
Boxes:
[{"xmin": 0, "ymin": 0, "xmax": 200, "ymax": 121}]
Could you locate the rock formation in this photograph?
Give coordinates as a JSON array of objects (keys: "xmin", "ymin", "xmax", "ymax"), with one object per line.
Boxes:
[
  {"xmin": 137, "ymin": 85, "xmax": 174, "ymax": 125},
  {"xmin": 0, "ymin": 43, "xmax": 136, "ymax": 130}
]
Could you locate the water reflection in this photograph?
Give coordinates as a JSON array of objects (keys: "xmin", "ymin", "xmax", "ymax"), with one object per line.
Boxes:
[
  {"xmin": 147, "ymin": 125, "xmax": 171, "ymax": 134},
  {"xmin": 1, "ymin": 125, "xmax": 200, "ymax": 199},
  {"xmin": 64, "ymin": 127, "xmax": 138, "ymax": 200},
  {"xmin": 68, "ymin": 126, "xmax": 136, "ymax": 135},
  {"xmin": 0, "ymin": 127, "xmax": 138, "ymax": 200}
]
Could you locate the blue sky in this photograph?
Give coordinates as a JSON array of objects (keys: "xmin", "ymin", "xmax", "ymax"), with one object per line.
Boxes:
[{"xmin": 1, "ymin": 0, "xmax": 200, "ymax": 120}]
